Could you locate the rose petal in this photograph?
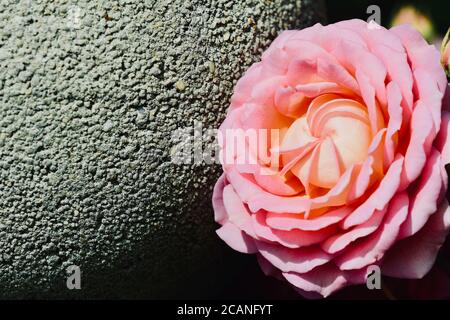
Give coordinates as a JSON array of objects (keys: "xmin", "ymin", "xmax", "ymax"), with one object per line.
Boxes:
[
  {"xmin": 253, "ymin": 167, "xmax": 303, "ymax": 197},
  {"xmin": 295, "ymin": 82, "xmax": 352, "ymax": 97},
  {"xmin": 274, "ymin": 86, "xmax": 311, "ymax": 118},
  {"xmin": 391, "ymin": 24, "xmax": 447, "ymax": 94},
  {"xmin": 371, "ymin": 44, "xmax": 413, "ymax": 114},
  {"xmin": 256, "ymin": 241, "xmax": 331, "ymax": 274},
  {"xmin": 226, "ymin": 167, "xmax": 311, "ymax": 214},
  {"xmin": 398, "ymin": 149, "xmax": 445, "ymax": 239},
  {"xmin": 355, "ymin": 70, "xmax": 385, "ymax": 135},
  {"xmin": 334, "ymin": 39, "xmax": 387, "ymax": 106},
  {"xmin": 400, "ymin": 101, "xmax": 436, "ymax": 190},
  {"xmin": 222, "ymin": 184, "xmax": 256, "ymax": 237},
  {"xmin": 342, "ymin": 155, "xmax": 404, "ymax": 229},
  {"xmin": 256, "ymin": 254, "xmax": 283, "ymax": 279},
  {"xmin": 322, "ymin": 207, "xmax": 386, "ymax": 254},
  {"xmin": 230, "ymin": 63, "xmax": 263, "ymax": 108},
  {"xmin": 336, "ymin": 19, "xmax": 405, "ymax": 53},
  {"xmin": 282, "ymin": 263, "xmax": 366, "ymax": 298},
  {"xmin": 347, "ymin": 129, "xmax": 385, "ymax": 202},
  {"xmin": 265, "ymin": 206, "xmax": 352, "ymax": 231},
  {"xmin": 252, "ymin": 212, "xmax": 336, "ymax": 248},
  {"xmin": 412, "ymin": 68, "xmax": 444, "ymax": 132},
  {"xmin": 336, "ymin": 192, "xmax": 409, "ymax": 270},
  {"xmin": 384, "ymin": 81, "xmax": 403, "ymax": 167},
  {"xmin": 212, "ymin": 174, "xmax": 227, "ymax": 224},
  {"xmin": 381, "ymin": 199, "xmax": 450, "ymax": 279},
  {"xmin": 216, "ymin": 222, "xmax": 258, "ymax": 254}
]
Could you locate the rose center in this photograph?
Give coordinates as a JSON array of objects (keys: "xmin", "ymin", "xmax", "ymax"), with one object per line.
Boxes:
[{"xmin": 280, "ymin": 94, "xmax": 372, "ymax": 190}]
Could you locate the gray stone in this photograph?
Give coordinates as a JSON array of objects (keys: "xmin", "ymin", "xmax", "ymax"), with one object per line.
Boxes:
[{"xmin": 0, "ymin": 0, "xmax": 325, "ymax": 298}]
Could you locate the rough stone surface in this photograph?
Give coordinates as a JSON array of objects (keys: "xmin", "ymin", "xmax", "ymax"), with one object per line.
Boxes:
[{"xmin": 0, "ymin": 0, "xmax": 325, "ymax": 298}]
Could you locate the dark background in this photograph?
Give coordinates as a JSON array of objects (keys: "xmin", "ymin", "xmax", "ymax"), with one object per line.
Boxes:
[{"xmin": 326, "ymin": 0, "xmax": 449, "ymax": 37}]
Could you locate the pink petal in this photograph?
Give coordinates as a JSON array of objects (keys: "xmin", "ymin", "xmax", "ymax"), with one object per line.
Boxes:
[
  {"xmin": 322, "ymin": 208, "xmax": 387, "ymax": 254},
  {"xmin": 265, "ymin": 206, "xmax": 352, "ymax": 231},
  {"xmin": 400, "ymin": 101, "xmax": 436, "ymax": 190},
  {"xmin": 264, "ymin": 30, "xmax": 298, "ymax": 54},
  {"xmin": 336, "ymin": 19, "xmax": 405, "ymax": 53},
  {"xmin": 316, "ymin": 57, "xmax": 360, "ymax": 93},
  {"xmin": 370, "ymin": 44, "xmax": 413, "ymax": 114},
  {"xmin": 224, "ymin": 169, "xmax": 262, "ymax": 208},
  {"xmin": 252, "ymin": 212, "xmax": 336, "ymax": 248},
  {"xmin": 253, "ymin": 167, "xmax": 303, "ymax": 197},
  {"xmin": 398, "ymin": 149, "xmax": 445, "ymax": 239},
  {"xmin": 384, "ymin": 82, "xmax": 403, "ymax": 167},
  {"xmin": 282, "ymin": 263, "xmax": 366, "ymax": 298},
  {"xmin": 222, "ymin": 184, "xmax": 256, "ymax": 237},
  {"xmin": 347, "ymin": 158, "xmax": 374, "ymax": 202},
  {"xmin": 321, "ymin": 23, "xmax": 368, "ymax": 52},
  {"xmin": 256, "ymin": 254, "xmax": 283, "ymax": 280},
  {"xmin": 226, "ymin": 167, "xmax": 311, "ymax": 214},
  {"xmin": 216, "ymin": 222, "xmax": 258, "ymax": 254},
  {"xmin": 255, "ymin": 241, "xmax": 331, "ymax": 274},
  {"xmin": 250, "ymin": 76, "xmax": 287, "ymax": 106},
  {"xmin": 230, "ymin": 63, "xmax": 263, "ymax": 108},
  {"xmin": 240, "ymin": 102, "xmax": 291, "ymax": 131},
  {"xmin": 347, "ymin": 129, "xmax": 385, "ymax": 202},
  {"xmin": 342, "ymin": 155, "xmax": 404, "ymax": 229},
  {"xmin": 311, "ymin": 165, "xmax": 358, "ymax": 209},
  {"xmin": 286, "ymin": 58, "xmax": 320, "ymax": 87},
  {"xmin": 295, "ymin": 82, "xmax": 351, "ymax": 97},
  {"xmin": 260, "ymin": 47, "xmax": 290, "ymax": 75},
  {"xmin": 274, "ymin": 86, "xmax": 311, "ymax": 118},
  {"xmin": 355, "ymin": 70, "xmax": 385, "ymax": 135},
  {"xmin": 334, "ymin": 39, "xmax": 387, "ymax": 106},
  {"xmin": 283, "ymin": 38, "xmax": 359, "ymax": 95},
  {"xmin": 412, "ymin": 68, "xmax": 443, "ymax": 132},
  {"xmin": 381, "ymin": 199, "xmax": 450, "ymax": 279},
  {"xmin": 336, "ymin": 192, "xmax": 409, "ymax": 270},
  {"xmin": 287, "ymin": 23, "xmax": 325, "ymax": 45},
  {"xmin": 212, "ymin": 174, "xmax": 227, "ymax": 224},
  {"xmin": 248, "ymin": 192, "xmax": 311, "ymax": 214},
  {"xmin": 390, "ymin": 24, "xmax": 447, "ymax": 94}
]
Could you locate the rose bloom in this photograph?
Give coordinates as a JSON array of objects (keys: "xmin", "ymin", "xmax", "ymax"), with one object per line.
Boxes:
[{"xmin": 212, "ymin": 19, "xmax": 450, "ymax": 298}]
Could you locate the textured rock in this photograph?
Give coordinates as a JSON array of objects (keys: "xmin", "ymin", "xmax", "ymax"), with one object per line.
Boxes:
[{"xmin": 0, "ymin": 0, "xmax": 325, "ymax": 298}]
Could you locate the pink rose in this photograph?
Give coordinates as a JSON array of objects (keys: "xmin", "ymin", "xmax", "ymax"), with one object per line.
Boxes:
[{"xmin": 212, "ymin": 19, "xmax": 450, "ymax": 298}]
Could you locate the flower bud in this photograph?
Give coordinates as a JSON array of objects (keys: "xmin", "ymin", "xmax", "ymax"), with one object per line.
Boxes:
[
  {"xmin": 391, "ymin": 5, "xmax": 435, "ymax": 42},
  {"xmin": 441, "ymin": 28, "xmax": 450, "ymax": 77}
]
